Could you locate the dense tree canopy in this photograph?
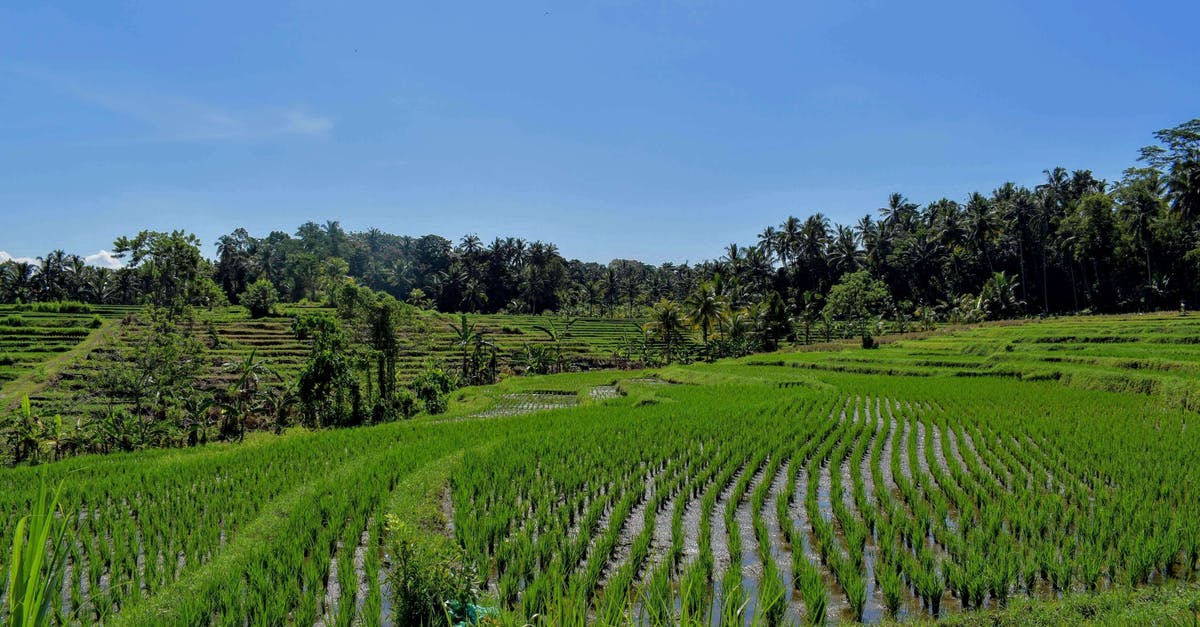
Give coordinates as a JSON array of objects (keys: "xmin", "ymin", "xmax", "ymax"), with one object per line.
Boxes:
[{"xmin": 4, "ymin": 119, "xmax": 1200, "ymax": 322}]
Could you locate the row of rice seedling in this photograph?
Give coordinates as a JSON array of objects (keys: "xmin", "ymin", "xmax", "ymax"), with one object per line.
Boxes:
[{"xmin": 5, "ymin": 315, "xmax": 1200, "ymax": 624}]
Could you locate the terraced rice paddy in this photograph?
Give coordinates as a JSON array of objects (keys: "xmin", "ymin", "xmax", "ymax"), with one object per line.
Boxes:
[
  {"xmin": 3, "ymin": 313, "xmax": 1200, "ymax": 625},
  {"xmin": 3, "ymin": 305, "xmax": 641, "ymax": 416},
  {"xmin": 0, "ymin": 304, "xmax": 125, "ymax": 392}
]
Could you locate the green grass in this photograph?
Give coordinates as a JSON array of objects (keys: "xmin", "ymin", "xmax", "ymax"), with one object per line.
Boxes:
[{"xmin": 4, "ymin": 312, "xmax": 1200, "ymax": 625}]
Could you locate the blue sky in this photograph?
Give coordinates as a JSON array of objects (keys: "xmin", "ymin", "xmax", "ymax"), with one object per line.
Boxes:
[{"xmin": 2, "ymin": 1, "xmax": 1198, "ymax": 267}]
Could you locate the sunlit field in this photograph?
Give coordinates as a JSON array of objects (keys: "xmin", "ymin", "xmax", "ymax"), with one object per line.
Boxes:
[{"xmin": 4, "ymin": 314, "xmax": 1199, "ymax": 625}]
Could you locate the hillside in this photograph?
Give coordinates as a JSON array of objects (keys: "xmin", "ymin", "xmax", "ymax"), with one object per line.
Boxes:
[{"xmin": 0, "ymin": 303, "xmax": 646, "ymax": 418}]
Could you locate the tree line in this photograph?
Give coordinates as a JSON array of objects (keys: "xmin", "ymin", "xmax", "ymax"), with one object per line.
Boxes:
[{"xmin": 3, "ymin": 119, "xmax": 1198, "ymax": 322}]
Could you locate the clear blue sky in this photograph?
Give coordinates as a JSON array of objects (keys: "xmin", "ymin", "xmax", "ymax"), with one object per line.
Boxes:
[{"xmin": 2, "ymin": 1, "xmax": 1197, "ymax": 267}]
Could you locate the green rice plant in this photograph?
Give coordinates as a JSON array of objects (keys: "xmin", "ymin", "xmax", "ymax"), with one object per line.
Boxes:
[
  {"xmin": 640, "ymin": 562, "xmax": 672, "ymax": 626},
  {"xmin": 796, "ymin": 557, "xmax": 826, "ymax": 627},
  {"xmin": 878, "ymin": 558, "xmax": 904, "ymax": 616},
  {"xmin": 679, "ymin": 560, "xmax": 709, "ymax": 624},
  {"xmin": 5, "ymin": 479, "xmax": 69, "ymax": 627},
  {"xmin": 756, "ymin": 558, "xmax": 786, "ymax": 626},
  {"xmin": 718, "ymin": 566, "xmax": 745, "ymax": 627},
  {"xmin": 598, "ymin": 571, "xmax": 630, "ymax": 625}
]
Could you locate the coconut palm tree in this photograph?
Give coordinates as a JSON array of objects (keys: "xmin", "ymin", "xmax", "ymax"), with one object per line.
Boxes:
[
  {"xmin": 1116, "ymin": 168, "xmax": 1168, "ymax": 301},
  {"xmin": 964, "ymin": 192, "xmax": 999, "ymax": 274},
  {"xmin": 644, "ymin": 299, "xmax": 688, "ymax": 364},
  {"xmin": 722, "ymin": 243, "xmax": 743, "ymax": 276},
  {"xmin": 879, "ymin": 193, "xmax": 918, "ymax": 229},
  {"xmin": 685, "ymin": 281, "xmax": 724, "ymax": 360},
  {"xmin": 979, "ymin": 271, "xmax": 1024, "ymax": 319},
  {"xmin": 799, "ymin": 214, "xmax": 830, "ymax": 266},
  {"xmin": 1166, "ymin": 151, "xmax": 1200, "ymax": 222},
  {"xmin": 827, "ymin": 224, "xmax": 863, "ymax": 277},
  {"xmin": 778, "ymin": 216, "xmax": 802, "ymax": 269},
  {"xmin": 757, "ymin": 226, "xmax": 779, "ymax": 265},
  {"xmin": 222, "ymin": 349, "xmax": 271, "ymax": 441}
]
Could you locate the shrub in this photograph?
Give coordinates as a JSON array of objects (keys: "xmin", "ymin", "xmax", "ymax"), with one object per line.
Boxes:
[
  {"xmin": 240, "ymin": 278, "xmax": 279, "ymax": 319},
  {"xmin": 410, "ymin": 365, "xmax": 456, "ymax": 415},
  {"xmin": 385, "ymin": 516, "xmax": 478, "ymax": 626},
  {"xmin": 29, "ymin": 301, "xmax": 92, "ymax": 314}
]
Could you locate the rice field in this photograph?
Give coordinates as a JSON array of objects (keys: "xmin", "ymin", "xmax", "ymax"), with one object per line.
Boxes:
[
  {"xmin": 2, "ymin": 305, "xmax": 640, "ymax": 417},
  {"xmin": 0, "ymin": 304, "xmax": 125, "ymax": 390},
  {"xmin": 3, "ymin": 313, "xmax": 1200, "ymax": 625}
]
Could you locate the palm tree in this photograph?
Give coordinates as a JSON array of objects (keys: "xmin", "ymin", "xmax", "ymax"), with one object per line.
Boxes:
[
  {"xmin": 723, "ymin": 305, "xmax": 754, "ymax": 347},
  {"xmin": 757, "ymin": 226, "xmax": 779, "ymax": 265},
  {"xmin": 794, "ymin": 290, "xmax": 823, "ymax": 345},
  {"xmin": 741, "ymin": 247, "xmax": 773, "ymax": 295},
  {"xmin": 1117, "ymin": 168, "xmax": 1167, "ymax": 301},
  {"xmin": 879, "ymin": 193, "xmax": 918, "ymax": 228},
  {"xmin": 1166, "ymin": 151, "xmax": 1200, "ymax": 222},
  {"xmin": 964, "ymin": 192, "xmax": 998, "ymax": 274},
  {"xmin": 461, "ymin": 276, "xmax": 488, "ymax": 312},
  {"xmin": 799, "ymin": 214, "xmax": 830, "ymax": 265},
  {"xmin": 979, "ymin": 271, "xmax": 1024, "ymax": 319},
  {"xmin": 38, "ymin": 250, "xmax": 67, "ymax": 301},
  {"xmin": 685, "ymin": 281, "xmax": 724, "ymax": 359},
  {"xmin": 5, "ymin": 262, "xmax": 38, "ymax": 303},
  {"xmin": 722, "ymin": 243, "xmax": 743, "ymax": 276},
  {"xmin": 644, "ymin": 299, "xmax": 688, "ymax": 364},
  {"xmin": 459, "ymin": 233, "xmax": 483, "ymax": 257},
  {"xmin": 779, "ymin": 216, "xmax": 802, "ymax": 268},
  {"xmin": 827, "ymin": 224, "xmax": 863, "ymax": 276}
]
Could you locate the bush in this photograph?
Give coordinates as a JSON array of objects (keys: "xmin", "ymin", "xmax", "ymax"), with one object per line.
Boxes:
[
  {"xmin": 385, "ymin": 516, "xmax": 478, "ymax": 626},
  {"xmin": 89, "ymin": 315, "xmax": 104, "ymax": 329},
  {"xmin": 240, "ymin": 278, "xmax": 279, "ymax": 319},
  {"xmin": 17, "ymin": 301, "xmax": 92, "ymax": 314},
  {"xmin": 410, "ymin": 365, "xmax": 456, "ymax": 415}
]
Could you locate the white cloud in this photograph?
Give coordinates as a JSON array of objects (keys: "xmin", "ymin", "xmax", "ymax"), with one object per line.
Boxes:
[
  {"xmin": 281, "ymin": 110, "xmax": 334, "ymax": 137},
  {"xmin": 0, "ymin": 251, "xmax": 38, "ymax": 265},
  {"xmin": 13, "ymin": 67, "xmax": 334, "ymax": 143},
  {"xmin": 85, "ymin": 250, "xmax": 123, "ymax": 269}
]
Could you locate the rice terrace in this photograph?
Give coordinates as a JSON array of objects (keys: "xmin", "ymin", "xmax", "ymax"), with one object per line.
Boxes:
[
  {"xmin": 5, "ymin": 3, "xmax": 1200, "ymax": 626},
  {"xmin": 4, "ymin": 310, "xmax": 1200, "ymax": 626}
]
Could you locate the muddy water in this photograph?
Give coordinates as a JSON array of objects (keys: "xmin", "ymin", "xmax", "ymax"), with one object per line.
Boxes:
[
  {"xmin": 733, "ymin": 460, "xmax": 771, "ymax": 620},
  {"xmin": 599, "ymin": 473, "xmax": 657, "ymax": 587},
  {"xmin": 710, "ymin": 461, "xmax": 751, "ymax": 569},
  {"xmin": 879, "ymin": 398, "xmax": 899, "ymax": 498},
  {"xmin": 761, "ymin": 459, "xmax": 806, "ymax": 625},
  {"xmin": 914, "ymin": 421, "xmax": 939, "ymax": 491},
  {"xmin": 792, "ymin": 465, "xmax": 850, "ymax": 620},
  {"xmin": 644, "ymin": 478, "xmax": 679, "ymax": 574}
]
